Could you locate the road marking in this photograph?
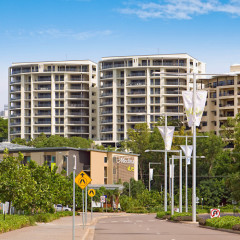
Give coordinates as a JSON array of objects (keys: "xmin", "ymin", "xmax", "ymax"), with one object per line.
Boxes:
[
  {"xmin": 146, "ymin": 228, "xmax": 150, "ymax": 231},
  {"xmin": 111, "ymin": 221, "xmax": 118, "ymax": 223},
  {"xmin": 136, "ymin": 220, "xmax": 143, "ymax": 222},
  {"xmin": 123, "ymin": 220, "xmax": 131, "ymax": 223},
  {"xmin": 148, "ymin": 219, "xmax": 155, "ymax": 222}
]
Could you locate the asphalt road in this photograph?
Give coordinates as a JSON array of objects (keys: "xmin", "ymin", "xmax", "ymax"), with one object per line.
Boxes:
[{"xmin": 93, "ymin": 213, "xmax": 240, "ymax": 240}]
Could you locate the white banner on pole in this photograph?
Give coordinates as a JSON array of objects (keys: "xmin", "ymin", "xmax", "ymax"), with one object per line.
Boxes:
[
  {"xmin": 150, "ymin": 168, "xmax": 153, "ymax": 181},
  {"xmin": 180, "ymin": 145, "xmax": 193, "ymax": 165},
  {"xmin": 158, "ymin": 126, "xmax": 175, "ymax": 150},
  {"xmin": 182, "ymin": 91, "xmax": 207, "ymax": 127},
  {"xmin": 170, "ymin": 164, "xmax": 174, "ymax": 179}
]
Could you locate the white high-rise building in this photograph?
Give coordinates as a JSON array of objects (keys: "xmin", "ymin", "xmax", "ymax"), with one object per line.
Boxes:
[
  {"xmin": 9, "ymin": 60, "xmax": 98, "ymax": 141},
  {"xmin": 98, "ymin": 54, "xmax": 205, "ymax": 146}
]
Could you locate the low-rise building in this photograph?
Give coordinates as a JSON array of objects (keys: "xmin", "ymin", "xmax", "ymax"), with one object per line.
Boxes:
[{"xmin": 0, "ymin": 143, "xmax": 138, "ymax": 184}]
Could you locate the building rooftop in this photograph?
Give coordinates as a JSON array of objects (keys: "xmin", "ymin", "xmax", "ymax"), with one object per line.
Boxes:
[
  {"xmin": 0, "ymin": 145, "xmax": 139, "ymax": 156},
  {"xmin": 0, "ymin": 142, "xmax": 35, "ymax": 151}
]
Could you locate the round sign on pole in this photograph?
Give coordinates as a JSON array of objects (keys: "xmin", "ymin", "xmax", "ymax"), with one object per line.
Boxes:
[
  {"xmin": 100, "ymin": 196, "xmax": 106, "ymax": 203},
  {"xmin": 210, "ymin": 209, "xmax": 220, "ymax": 218},
  {"xmin": 88, "ymin": 189, "xmax": 96, "ymax": 197}
]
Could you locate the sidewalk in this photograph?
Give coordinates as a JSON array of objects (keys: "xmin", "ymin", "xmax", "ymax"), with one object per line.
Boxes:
[{"xmin": 0, "ymin": 212, "xmax": 118, "ymax": 240}]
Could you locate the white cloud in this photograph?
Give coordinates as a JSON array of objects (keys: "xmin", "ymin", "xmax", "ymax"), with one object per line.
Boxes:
[{"xmin": 118, "ymin": 0, "xmax": 240, "ymax": 19}]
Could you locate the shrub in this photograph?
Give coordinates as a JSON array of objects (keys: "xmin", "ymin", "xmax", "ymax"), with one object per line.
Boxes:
[
  {"xmin": 0, "ymin": 215, "xmax": 35, "ymax": 233},
  {"xmin": 232, "ymin": 224, "xmax": 240, "ymax": 231},
  {"xmin": 206, "ymin": 216, "xmax": 240, "ymax": 229},
  {"xmin": 171, "ymin": 212, "xmax": 192, "ymax": 221},
  {"xmin": 198, "ymin": 218, "xmax": 206, "ymax": 225},
  {"xmin": 156, "ymin": 211, "xmax": 171, "ymax": 219},
  {"xmin": 126, "ymin": 207, "xmax": 148, "ymax": 213}
]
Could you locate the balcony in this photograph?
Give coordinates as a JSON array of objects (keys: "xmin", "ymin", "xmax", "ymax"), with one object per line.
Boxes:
[
  {"xmin": 101, "ymin": 84, "xmax": 113, "ymax": 88},
  {"xmin": 68, "ymin": 121, "xmax": 89, "ymax": 124},
  {"xmin": 128, "ymin": 91, "xmax": 145, "ymax": 95},
  {"xmin": 37, "ymin": 77, "xmax": 51, "ymax": 82},
  {"xmin": 128, "ymin": 109, "xmax": 146, "ymax": 113},
  {"xmin": 100, "ymin": 102, "xmax": 113, "ymax": 106},
  {"xmin": 128, "ymin": 72, "xmax": 145, "ymax": 77},
  {"xmin": 68, "ymin": 103, "xmax": 89, "ymax": 107},
  {"xmin": 10, "ymin": 79, "xmax": 21, "ymax": 84},
  {"xmin": 100, "ymin": 92, "xmax": 113, "ymax": 97},
  {"xmin": 101, "ymin": 75, "xmax": 113, "ymax": 79},
  {"xmin": 68, "ymin": 112, "xmax": 89, "ymax": 116},
  {"xmin": 127, "ymin": 81, "xmax": 146, "ymax": 86},
  {"xmin": 69, "ymin": 129, "xmax": 89, "ymax": 133},
  {"xmin": 35, "ymin": 121, "xmax": 51, "ymax": 124},
  {"xmin": 165, "ymin": 81, "xmax": 186, "ymax": 85},
  {"xmin": 36, "ymin": 95, "xmax": 51, "ymax": 99},
  {"xmin": 219, "ymin": 92, "xmax": 234, "ymax": 97},
  {"xmin": 10, "ymin": 97, "xmax": 21, "ymax": 101},
  {"xmin": 219, "ymin": 103, "xmax": 234, "ymax": 108},
  {"xmin": 35, "ymin": 112, "xmax": 51, "ymax": 116},
  {"xmin": 101, "ymin": 111, "xmax": 113, "ymax": 115},
  {"xmin": 101, "ymin": 119, "xmax": 113, "ymax": 123},
  {"xmin": 128, "ymin": 118, "xmax": 145, "ymax": 122},
  {"xmin": 101, "ymin": 128, "xmax": 113, "ymax": 132},
  {"xmin": 128, "ymin": 100, "xmax": 145, "ymax": 104}
]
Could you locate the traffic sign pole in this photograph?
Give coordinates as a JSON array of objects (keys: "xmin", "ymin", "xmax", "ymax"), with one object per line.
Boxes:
[
  {"xmin": 82, "ymin": 189, "xmax": 84, "ymax": 229},
  {"xmin": 172, "ymin": 156, "xmax": 174, "ymax": 216},
  {"xmin": 72, "ymin": 155, "xmax": 76, "ymax": 240},
  {"xmin": 91, "ymin": 197, "xmax": 93, "ymax": 220},
  {"xmin": 85, "ymin": 186, "xmax": 87, "ymax": 224}
]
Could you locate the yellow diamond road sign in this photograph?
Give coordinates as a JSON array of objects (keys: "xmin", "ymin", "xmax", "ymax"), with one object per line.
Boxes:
[
  {"xmin": 88, "ymin": 189, "xmax": 96, "ymax": 197},
  {"xmin": 75, "ymin": 171, "xmax": 92, "ymax": 189}
]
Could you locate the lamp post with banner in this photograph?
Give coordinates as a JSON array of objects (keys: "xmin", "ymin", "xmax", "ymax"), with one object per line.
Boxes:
[
  {"xmin": 148, "ymin": 162, "xmax": 161, "ymax": 191},
  {"xmin": 152, "ymin": 71, "xmax": 221, "ymax": 222}
]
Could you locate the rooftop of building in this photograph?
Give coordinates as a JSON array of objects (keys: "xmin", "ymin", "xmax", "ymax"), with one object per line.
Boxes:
[
  {"xmin": 11, "ymin": 60, "xmax": 97, "ymax": 66},
  {"xmin": 0, "ymin": 143, "xmax": 139, "ymax": 156},
  {"xmin": 101, "ymin": 53, "xmax": 201, "ymax": 62}
]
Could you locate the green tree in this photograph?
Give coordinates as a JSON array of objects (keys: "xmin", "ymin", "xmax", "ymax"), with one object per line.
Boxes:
[
  {"xmin": 121, "ymin": 123, "xmax": 151, "ymax": 180},
  {"xmin": 0, "ymin": 118, "xmax": 8, "ymax": 141},
  {"xmin": 0, "ymin": 150, "xmax": 37, "ymax": 213}
]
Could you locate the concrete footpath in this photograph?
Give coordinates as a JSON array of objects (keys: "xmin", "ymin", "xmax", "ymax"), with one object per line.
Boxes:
[{"xmin": 0, "ymin": 212, "xmax": 122, "ymax": 240}]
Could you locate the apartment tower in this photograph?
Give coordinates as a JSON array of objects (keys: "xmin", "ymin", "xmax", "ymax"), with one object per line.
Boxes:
[
  {"xmin": 201, "ymin": 64, "xmax": 240, "ymax": 147},
  {"xmin": 9, "ymin": 60, "xmax": 98, "ymax": 141},
  {"xmin": 98, "ymin": 54, "xmax": 205, "ymax": 146}
]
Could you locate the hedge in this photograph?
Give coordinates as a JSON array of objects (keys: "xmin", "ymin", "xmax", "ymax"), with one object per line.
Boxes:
[
  {"xmin": 0, "ymin": 211, "xmax": 73, "ymax": 233},
  {"xmin": 205, "ymin": 216, "xmax": 240, "ymax": 231}
]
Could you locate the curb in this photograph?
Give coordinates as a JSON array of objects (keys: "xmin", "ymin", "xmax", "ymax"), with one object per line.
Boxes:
[{"xmin": 199, "ymin": 225, "xmax": 240, "ymax": 235}]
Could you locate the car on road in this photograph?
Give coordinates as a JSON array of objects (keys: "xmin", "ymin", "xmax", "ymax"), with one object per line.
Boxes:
[{"xmin": 54, "ymin": 204, "xmax": 71, "ymax": 212}]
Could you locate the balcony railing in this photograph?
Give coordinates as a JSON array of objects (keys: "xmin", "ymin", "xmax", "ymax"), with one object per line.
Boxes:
[
  {"xmin": 128, "ymin": 118, "xmax": 145, "ymax": 122},
  {"xmin": 100, "ymin": 102, "xmax": 113, "ymax": 106},
  {"xmin": 128, "ymin": 73, "xmax": 145, "ymax": 77},
  {"xmin": 101, "ymin": 75, "xmax": 113, "ymax": 79},
  {"xmin": 101, "ymin": 111, "xmax": 113, "ymax": 115}
]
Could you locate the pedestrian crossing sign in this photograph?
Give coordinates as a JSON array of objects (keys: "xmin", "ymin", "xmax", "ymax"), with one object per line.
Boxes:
[{"xmin": 75, "ymin": 171, "xmax": 92, "ymax": 189}]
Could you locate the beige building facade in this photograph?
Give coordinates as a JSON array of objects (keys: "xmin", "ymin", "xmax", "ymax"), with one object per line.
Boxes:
[
  {"xmin": 0, "ymin": 144, "xmax": 138, "ymax": 184},
  {"xmin": 8, "ymin": 60, "xmax": 98, "ymax": 141},
  {"xmin": 201, "ymin": 64, "xmax": 240, "ymax": 147},
  {"xmin": 98, "ymin": 54, "xmax": 205, "ymax": 146}
]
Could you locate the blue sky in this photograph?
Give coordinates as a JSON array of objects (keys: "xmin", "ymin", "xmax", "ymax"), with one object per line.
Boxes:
[{"xmin": 1, "ymin": 0, "xmax": 240, "ymax": 109}]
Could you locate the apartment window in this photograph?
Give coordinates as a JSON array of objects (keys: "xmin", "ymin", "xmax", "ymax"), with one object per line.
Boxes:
[
  {"xmin": 113, "ymin": 167, "xmax": 116, "ymax": 175},
  {"xmin": 92, "ymin": 109, "xmax": 95, "ymax": 113},
  {"xmin": 104, "ymin": 157, "xmax": 108, "ymax": 163},
  {"xmin": 202, "ymin": 122, "xmax": 207, "ymax": 126},
  {"xmin": 92, "ymin": 101, "xmax": 95, "ymax": 104},
  {"xmin": 92, "ymin": 126, "xmax": 95, "ymax": 130},
  {"xmin": 203, "ymin": 111, "xmax": 207, "ymax": 116},
  {"xmin": 113, "ymin": 157, "xmax": 116, "ymax": 163},
  {"xmin": 104, "ymin": 166, "xmax": 107, "ymax": 184}
]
